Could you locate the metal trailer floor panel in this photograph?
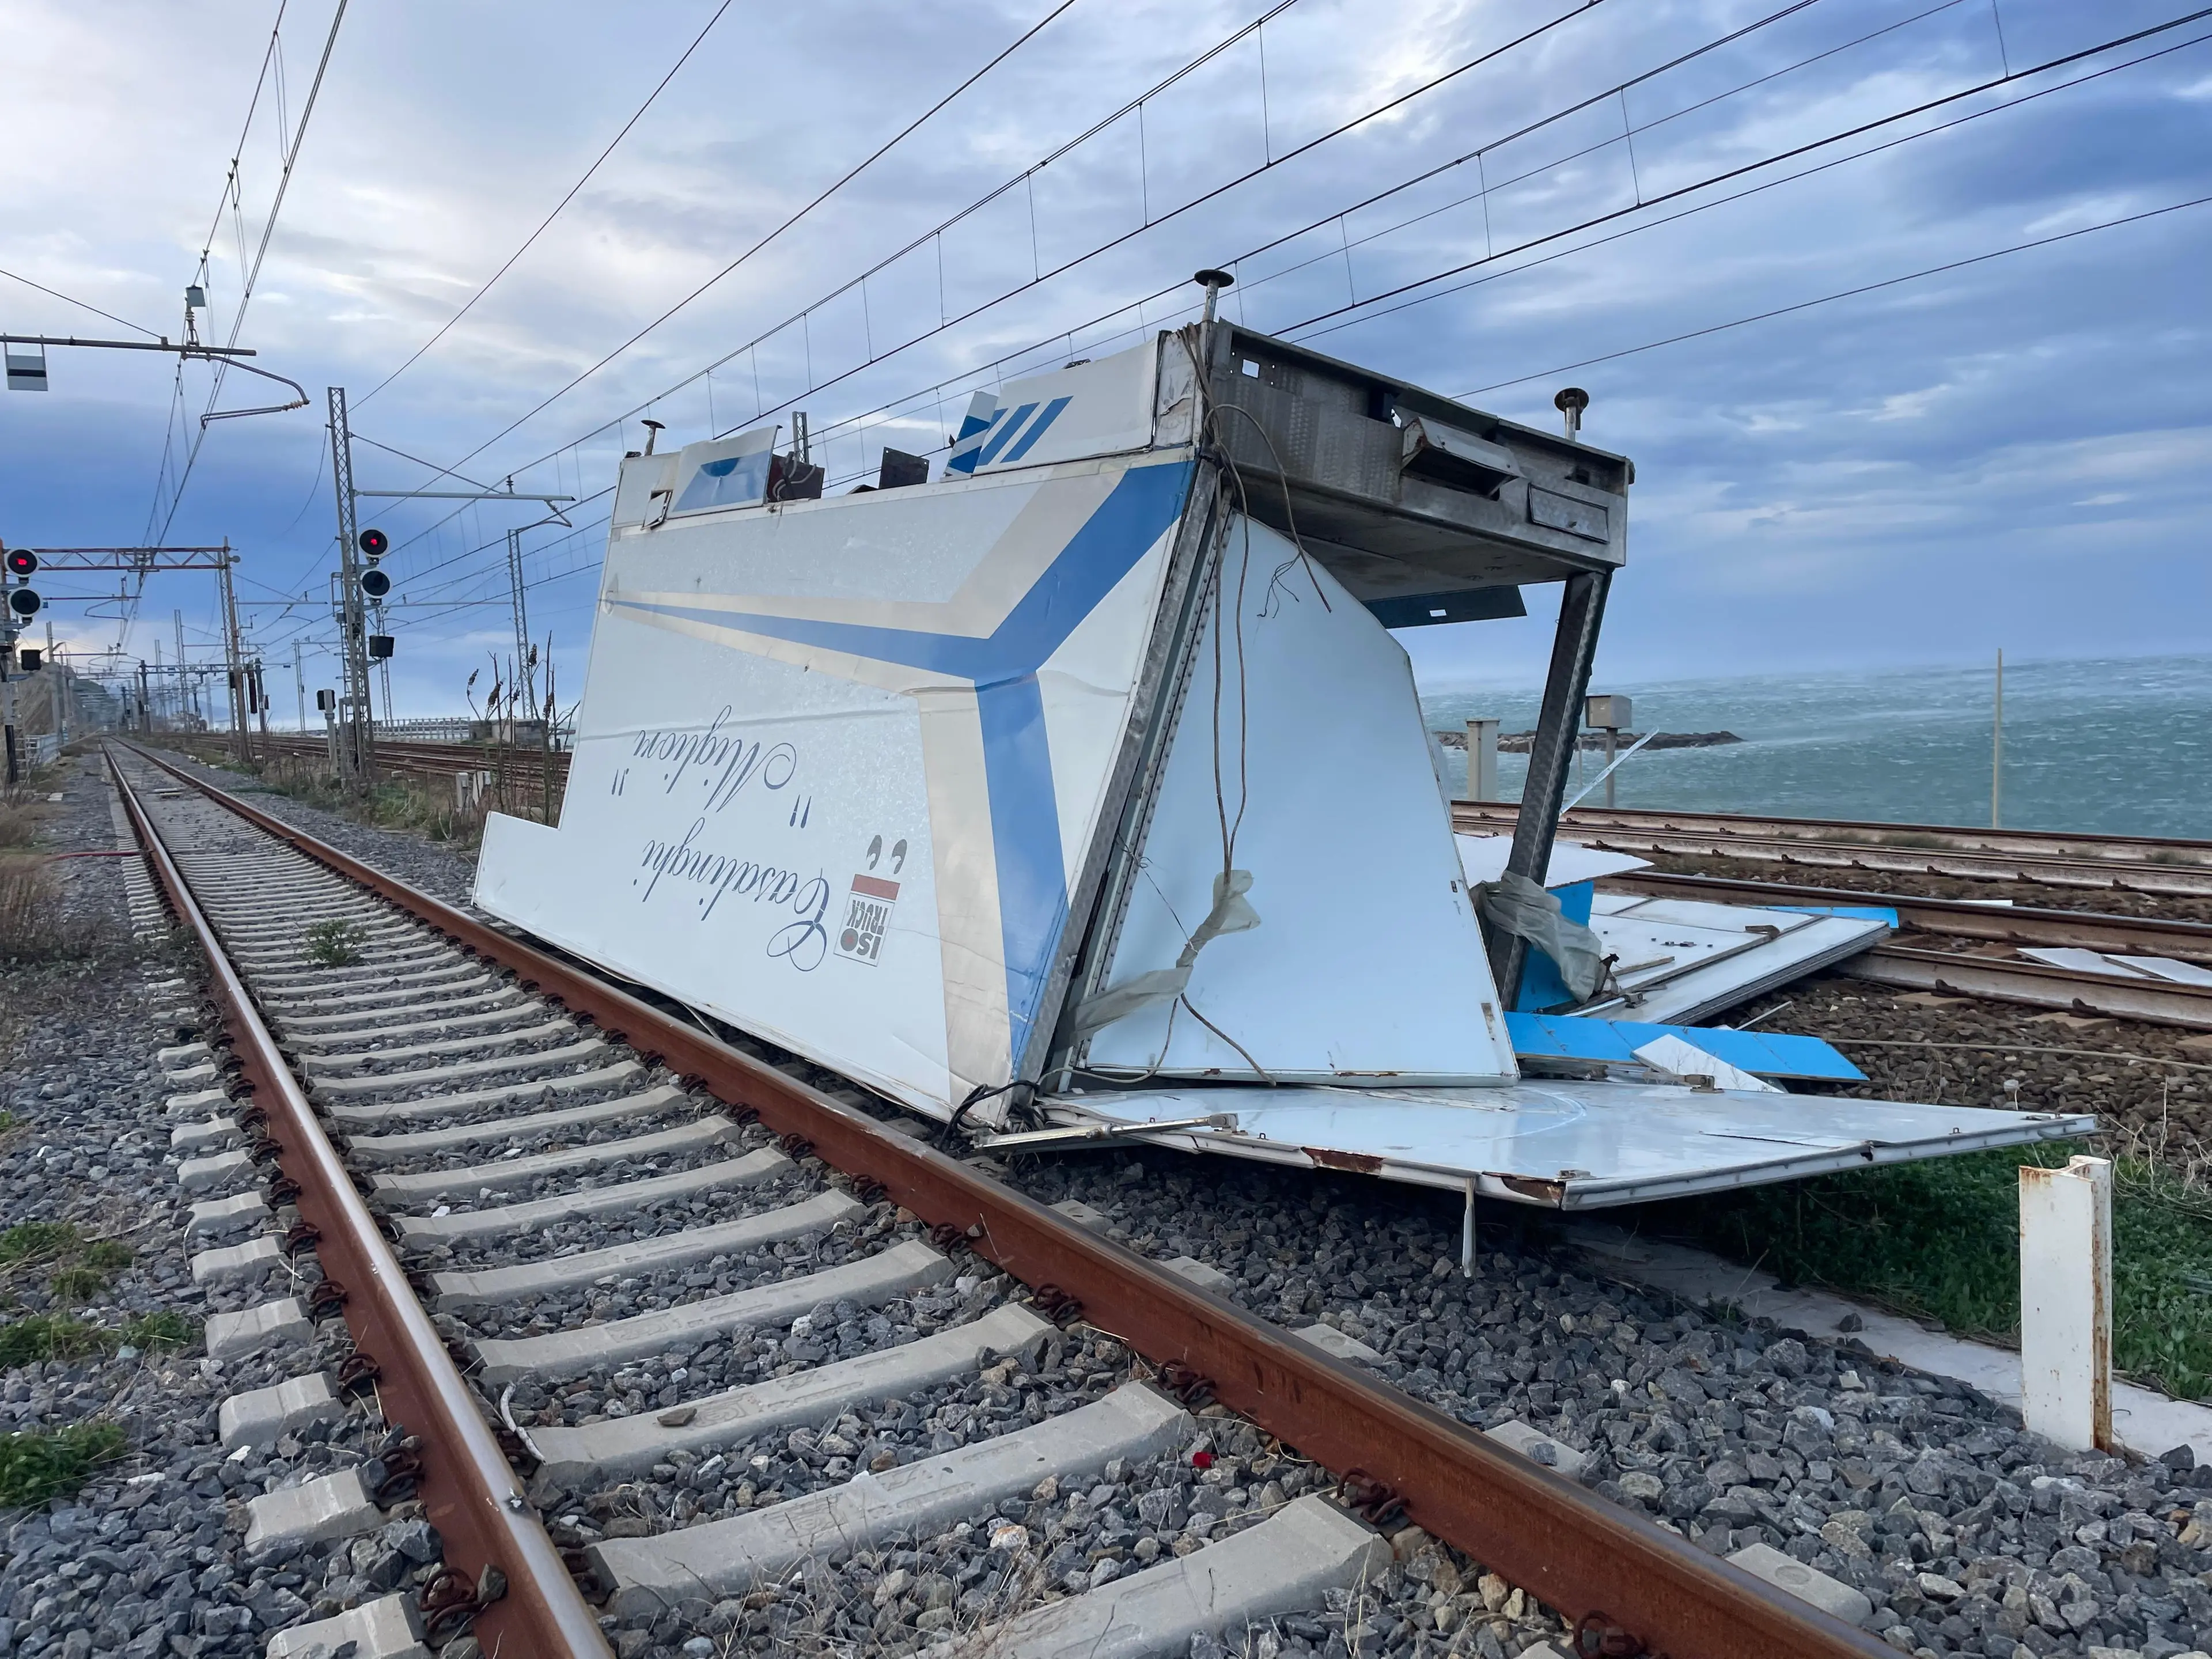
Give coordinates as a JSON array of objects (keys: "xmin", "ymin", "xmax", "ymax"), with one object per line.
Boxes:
[{"xmin": 1039, "ymin": 1082, "xmax": 2091, "ymax": 1209}]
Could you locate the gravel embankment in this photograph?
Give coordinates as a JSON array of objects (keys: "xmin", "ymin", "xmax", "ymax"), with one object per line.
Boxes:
[{"xmin": 1, "ymin": 755, "xmax": 452, "ymax": 1659}]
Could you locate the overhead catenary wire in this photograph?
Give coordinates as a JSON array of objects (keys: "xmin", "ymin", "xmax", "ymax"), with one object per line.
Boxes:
[
  {"xmin": 717, "ymin": 0, "xmax": 2205, "ymax": 485},
  {"xmin": 361, "ymin": 0, "xmax": 2048, "ymax": 611},
  {"xmin": 354, "ymin": 0, "xmax": 753, "ymax": 407},
  {"xmin": 425, "ymin": 0, "xmax": 1093, "ymax": 472},
  {"xmin": 146, "ymin": 0, "xmax": 349, "ymax": 544},
  {"xmin": 1268, "ymin": 4, "xmax": 2212, "ymax": 341},
  {"xmin": 412, "ymin": 0, "xmax": 1612, "ymax": 503},
  {"xmin": 336, "ymin": 5, "xmax": 2201, "ymax": 658},
  {"xmin": 1278, "ymin": 21, "xmax": 2212, "ymax": 351},
  {"xmin": 0, "ymin": 268, "xmax": 164, "ymax": 338},
  {"xmin": 374, "ymin": 0, "xmax": 1620, "ymax": 574},
  {"xmin": 1445, "ymin": 193, "xmax": 2212, "ymax": 399}
]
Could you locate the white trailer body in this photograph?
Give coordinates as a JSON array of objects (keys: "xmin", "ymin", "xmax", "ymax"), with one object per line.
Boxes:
[{"xmin": 475, "ymin": 323, "xmax": 2090, "ymax": 1204}]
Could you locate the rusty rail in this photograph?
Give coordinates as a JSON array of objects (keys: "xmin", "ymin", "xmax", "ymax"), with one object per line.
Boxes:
[
  {"xmin": 1841, "ymin": 945, "xmax": 2212, "ymax": 1032},
  {"xmin": 1452, "ymin": 798, "xmax": 2212, "ymax": 869},
  {"xmin": 108, "ymin": 751, "xmax": 614, "ymax": 1659},
  {"xmin": 125, "ymin": 743, "xmax": 1895, "ymax": 1659}
]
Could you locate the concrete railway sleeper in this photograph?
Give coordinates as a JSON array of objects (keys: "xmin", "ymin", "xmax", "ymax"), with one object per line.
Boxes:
[{"xmin": 110, "ymin": 741, "xmax": 1937, "ymax": 1659}]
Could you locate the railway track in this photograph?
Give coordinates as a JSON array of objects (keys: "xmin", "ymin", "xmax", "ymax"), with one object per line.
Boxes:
[
  {"xmin": 218, "ymin": 732, "xmax": 569, "ymax": 802},
  {"xmin": 109, "ymin": 742, "xmax": 1891, "ymax": 1659},
  {"xmin": 1453, "ymin": 801, "xmax": 2212, "ymax": 873},
  {"xmin": 1451, "ymin": 803, "xmax": 2212, "ymax": 897}
]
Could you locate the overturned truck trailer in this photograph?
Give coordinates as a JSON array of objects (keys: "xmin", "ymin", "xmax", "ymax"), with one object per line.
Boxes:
[{"xmin": 475, "ymin": 317, "xmax": 2088, "ymax": 1207}]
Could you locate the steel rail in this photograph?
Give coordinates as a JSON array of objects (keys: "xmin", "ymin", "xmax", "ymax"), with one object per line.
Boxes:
[
  {"xmin": 230, "ymin": 732, "xmax": 569, "ymax": 789},
  {"xmin": 1840, "ymin": 944, "xmax": 2212, "ymax": 1031},
  {"xmin": 107, "ymin": 752, "xmax": 615, "ymax": 1659},
  {"xmin": 1603, "ymin": 869, "xmax": 2212, "ymax": 964},
  {"xmin": 1452, "ymin": 798, "xmax": 2212, "ymax": 868},
  {"xmin": 1450, "ymin": 811, "xmax": 2212, "ymax": 897},
  {"xmin": 125, "ymin": 741, "xmax": 1893, "ymax": 1659}
]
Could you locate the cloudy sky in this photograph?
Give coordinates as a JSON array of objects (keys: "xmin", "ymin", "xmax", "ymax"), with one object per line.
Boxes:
[{"xmin": 3, "ymin": 0, "xmax": 2207, "ymax": 720}]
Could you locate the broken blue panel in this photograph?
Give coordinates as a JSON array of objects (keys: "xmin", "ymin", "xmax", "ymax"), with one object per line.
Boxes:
[
  {"xmin": 1513, "ymin": 880, "xmax": 1593, "ymax": 1013},
  {"xmin": 1505, "ymin": 1012, "xmax": 1865, "ymax": 1082},
  {"xmin": 1770, "ymin": 904, "xmax": 1900, "ymax": 928}
]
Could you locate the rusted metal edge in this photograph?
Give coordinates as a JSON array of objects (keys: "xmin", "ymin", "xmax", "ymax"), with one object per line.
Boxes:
[
  {"xmin": 108, "ymin": 751, "xmax": 613, "ymax": 1659},
  {"xmin": 1450, "ymin": 798, "xmax": 2212, "ymax": 867},
  {"xmin": 1603, "ymin": 869, "xmax": 2212, "ymax": 964},
  {"xmin": 131, "ymin": 742, "xmax": 1894, "ymax": 1659},
  {"xmin": 1842, "ymin": 946, "xmax": 2212, "ymax": 1032}
]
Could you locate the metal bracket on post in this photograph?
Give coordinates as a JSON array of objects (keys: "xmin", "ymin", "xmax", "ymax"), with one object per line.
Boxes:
[{"xmin": 1486, "ymin": 569, "xmax": 1611, "ymax": 1009}]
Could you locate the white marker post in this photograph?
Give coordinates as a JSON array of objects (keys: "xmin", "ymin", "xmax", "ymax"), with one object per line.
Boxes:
[{"xmin": 2018, "ymin": 1155, "xmax": 2112, "ymax": 1452}]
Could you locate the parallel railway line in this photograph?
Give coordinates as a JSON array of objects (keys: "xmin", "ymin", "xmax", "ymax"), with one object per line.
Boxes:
[
  {"xmin": 111, "ymin": 743, "xmax": 1893, "ymax": 1659},
  {"xmin": 1451, "ymin": 802, "xmax": 2212, "ymax": 897},
  {"xmin": 1452, "ymin": 801, "xmax": 2212, "ymax": 874}
]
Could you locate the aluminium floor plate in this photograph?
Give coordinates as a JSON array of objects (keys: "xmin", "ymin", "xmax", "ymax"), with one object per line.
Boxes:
[{"xmin": 1039, "ymin": 1081, "xmax": 2091, "ymax": 1209}]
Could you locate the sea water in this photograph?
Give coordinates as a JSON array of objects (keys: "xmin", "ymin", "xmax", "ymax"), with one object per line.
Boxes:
[{"xmin": 1417, "ymin": 654, "xmax": 2211, "ymax": 840}]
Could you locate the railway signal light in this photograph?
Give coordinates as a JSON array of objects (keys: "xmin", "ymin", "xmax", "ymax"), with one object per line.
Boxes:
[
  {"xmin": 6, "ymin": 587, "xmax": 39, "ymax": 618},
  {"xmin": 3, "ymin": 548, "xmax": 35, "ymax": 577},
  {"xmin": 368, "ymin": 634, "xmax": 395, "ymax": 660},
  {"xmin": 358, "ymin": 528, "xmax": 389, "ymax": 560},
  {"xmin": 359, "ymin": 567, "xmax": 392, "ymax": 599},
  {"xmin": 17, "ymin": 649, "xmax": 41, "ymax": 672}
]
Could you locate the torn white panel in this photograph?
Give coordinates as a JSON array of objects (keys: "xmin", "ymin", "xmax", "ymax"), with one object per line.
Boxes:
[
  {"xmin": 1631, "ymin": 1033, "xmax": 1782, "ymax": 1094},
  {"xmin": 1073, "ymin": 522, "xmax": 1516, "ymax": 1086},
  {"xmin": 1581, "ymin": 893, "xmax": 1889, "ymax": 1025},
  {"xmin": 1041, "ymin": 1082, "xmax": 2091, "ymax": 1209},
  {"xmin": 2020, "ymin": 948, "xmax": 2212, "ymax": 988},
  {"xmin": 1453, "ymin": 834, "xmax": 1652, "ymax": 889}
]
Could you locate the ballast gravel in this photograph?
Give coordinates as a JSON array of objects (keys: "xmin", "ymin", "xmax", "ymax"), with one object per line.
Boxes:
[
  {"xmin": 1022, "ymin": 1148, "xmax": 2212, "ymax": 1659},
  {"xmin": 434, "ymin": 1196, "xmax": 899, "ymax": 1342},
  {"xmin": 1, "ymin": 759, "xmax": 450, "ymax": 1659},
  {"xmin": 101, "ymin": 759, "xmax": 2212, "ymax": 1659},
  {"xmin": 146, "ymin": 746, "xmax": 481, "ymax": 907}
]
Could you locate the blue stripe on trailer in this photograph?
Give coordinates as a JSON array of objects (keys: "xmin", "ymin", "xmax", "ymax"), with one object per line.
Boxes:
[{"xmin": 1505, "ymin": 1012, "xmax": 1865, "ymax": 1082}]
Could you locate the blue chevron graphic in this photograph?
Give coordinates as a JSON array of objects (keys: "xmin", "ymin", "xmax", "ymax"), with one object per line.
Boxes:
[{"xmin": 611, "ymin": 457, "xmax": 1195, "ymax": 1067}]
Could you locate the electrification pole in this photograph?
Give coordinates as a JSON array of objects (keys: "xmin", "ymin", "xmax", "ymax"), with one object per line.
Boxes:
[
  {"xmin": 293, "ymin": 639, "xmax": 305, "ymax": 732},
  {"xmin": 218, "ymin": 542, "xmax": 250, "ymax": 764},
  {"xmin": 328, "ymin": 387, "xmax": 374, "ymax": 787},
  {"xmin": 173, "ymin": 611, "xmax": 190, "ymax": 729},
  {"xmin": 506, "ymin": 528, "xmax": 533, "ymax": 721}
]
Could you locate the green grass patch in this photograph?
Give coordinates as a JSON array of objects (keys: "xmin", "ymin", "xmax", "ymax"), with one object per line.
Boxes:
[
  {"xmin": 0, "ymin": 1309, "xmax": 194, "ymax": 1368},
  {"xmin": 0, "ymin": 1315, "xmax": 115, "ymax": 1367},
  {"xmin": 47, "ymin": 1267, "xmax": 107, "ymax": 1304},
  {"xmin": 0, "ymin": 1225, "xmax": 134, "ymax": 1304},
  {"xmin": 0, "ymin": 1112, "xmax": 20, "ymax": 1134},
  {"xmin": 1643, "ymin": 1143, "xmax": 2212, "ymax": 1402},
  {"xmin": 118, "ymin": 1311, "xmax": 196, "ymax": 1351},
  {"xmin": 0, "ymin": 1423, "xmax": 127, "ymax": 1508},
  {"xmin": 0, "ymin": 1222, "xmax": 82, "ymax": 1266},
  {"xmin": 302, "ymin": 918, "xmax": 365, "ymax": 966}
]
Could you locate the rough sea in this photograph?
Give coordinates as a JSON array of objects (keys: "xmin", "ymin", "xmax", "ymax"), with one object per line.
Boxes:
[{"xmin": 1417, "ymin": 653, "xmax": 2211, "ymax": 840}]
